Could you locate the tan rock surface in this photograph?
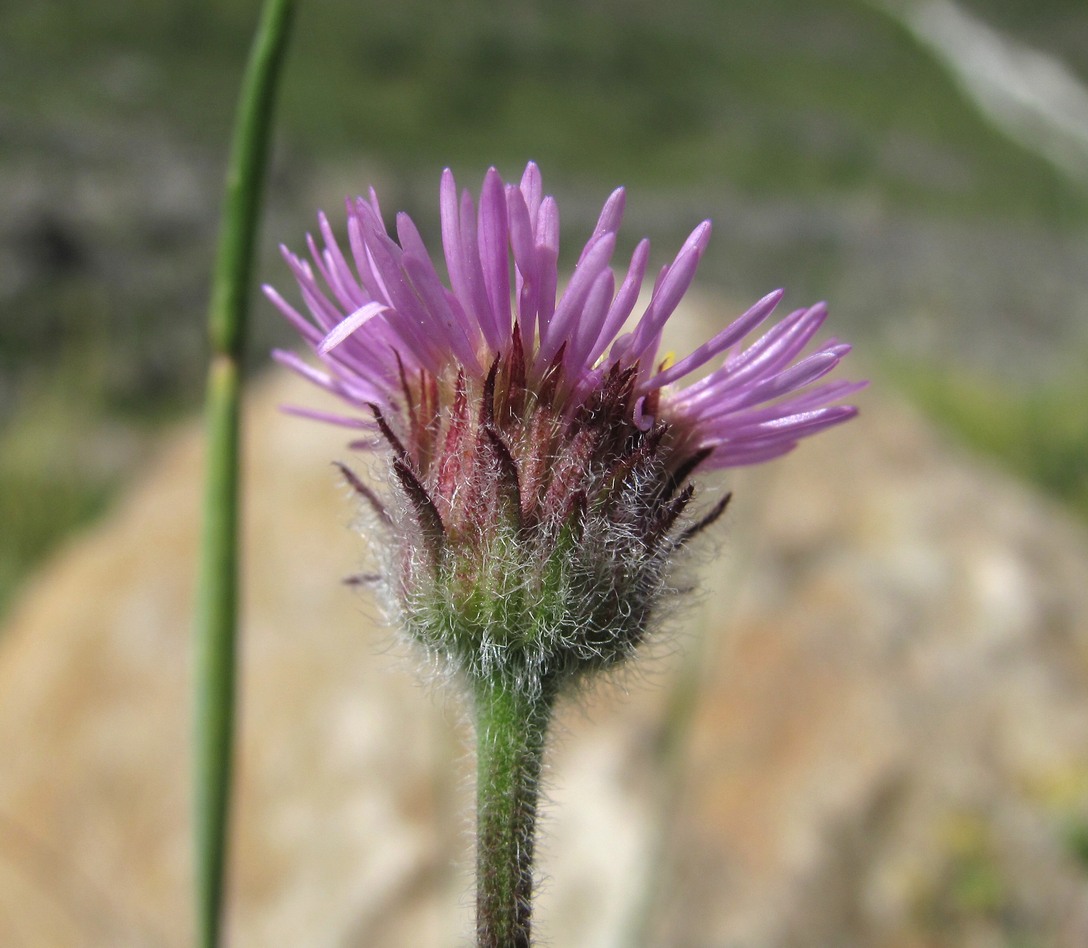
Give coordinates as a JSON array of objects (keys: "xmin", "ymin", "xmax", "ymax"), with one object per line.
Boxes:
[{"xmin": 2, "ymin": 297, "xmax": 1088, "ymax": 946}]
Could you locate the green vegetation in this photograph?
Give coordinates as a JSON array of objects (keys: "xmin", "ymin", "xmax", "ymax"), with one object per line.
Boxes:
[
  {"xmin": 0, "ymin": 381, "xmax": 136, "ymax": 617},
  {"xmin": 890, "ymin": 359, "xmax": 1088, "ymax": 521},
  {"xmin": 911, "ymin": 811, "xmax": 1012, "ymax": 939},
  {"xmin": 4, "ymin": 0, "xmax": 1086, "ymax": 217},
  {"xmin": 1, "ymin": 0, "xmax": 1087, "ymax": 617},
  {"xmin": 1063, "ymin": 819, "xmax": 1088, "ymax": 872}
]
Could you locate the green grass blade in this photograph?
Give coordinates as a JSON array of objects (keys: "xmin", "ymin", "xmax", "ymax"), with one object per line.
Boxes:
[{"xmin": 193, "ymin": 0, "xmax": 296, "ymax": 946}]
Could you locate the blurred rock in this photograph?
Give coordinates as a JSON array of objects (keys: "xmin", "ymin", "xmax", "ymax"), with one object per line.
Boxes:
[{"xmin": 2, "ymin": 298, "xmax": 1088, "ymax": 946}]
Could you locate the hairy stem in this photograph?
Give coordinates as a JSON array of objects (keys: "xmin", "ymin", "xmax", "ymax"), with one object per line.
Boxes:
[
  {"xmin": 193, "ymin": 0, "xmax": 294, "ymax": 945},
  {"xmin": 474, "ymin": 679, "xmax": 555, "ymax": 948}
]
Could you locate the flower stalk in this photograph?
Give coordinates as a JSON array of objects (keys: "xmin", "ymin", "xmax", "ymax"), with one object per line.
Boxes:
[
  {"xmin": 193, "ymin": 0, "xmax": 294, "ymax": 945},
  {"xmin": 474, "ymin": 677, "xmax": 556, "ymax": 948}
]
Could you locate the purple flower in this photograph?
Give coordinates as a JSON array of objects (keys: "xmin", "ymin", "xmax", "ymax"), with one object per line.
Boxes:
[
  {"xmin": 267, "ymin": 163, "xmax": 863, "ymax": 686},
  {"xmin": 269, "ymin": 162, "xmax": 861, "ymax": 473}
]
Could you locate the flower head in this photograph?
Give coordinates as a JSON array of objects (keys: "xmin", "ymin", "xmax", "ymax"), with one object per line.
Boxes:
[{"xmin": 268, "ymin": 163, "xmax": 863, "ymax": 693}]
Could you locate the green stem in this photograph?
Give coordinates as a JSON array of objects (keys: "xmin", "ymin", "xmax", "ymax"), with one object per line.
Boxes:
[
  {"xmin": 193, "ymin": 0, "xmax": 294, "ymax": 946},
  {"xmin": 474, "ymin": 679, "xmax": 555, "ymax": 948},
  {"xmin": 194, "ymin": 358, "xmax": 241, "ymax": 948}
]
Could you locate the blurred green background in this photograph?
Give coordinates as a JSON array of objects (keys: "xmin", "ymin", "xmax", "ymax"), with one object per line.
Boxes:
[{"xmin": 2, "ymin": 0, "xmax": 1087, "ymax": 617}]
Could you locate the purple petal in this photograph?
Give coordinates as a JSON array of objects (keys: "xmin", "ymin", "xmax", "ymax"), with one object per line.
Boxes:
[
  {"xmin": 272, "ymin": 348, "xmax": 335, "ymax": 389},
  {"xmin": 317, "ymin": 212, "xmax": 367, "ymax": 309},
  {"xmin": 533, "ymin": 196, "xmax": 560, "ymax": 339},
  {"xmin": 625, "ymin": 221, "xmax": 712, "ymax": 362},
  {"xmin": 583, "ymin": 239, "xmax": 651, "ymax": 370},
  {"xmin": 536, "ymin": 232, "xmax": 615, "ymax": 372},
  {"xmin": 280, "ymin": 404, "xmax": 376, "ymax": 429},
  {"xmin": 402, "ymin": 254, "xmax": 482, "ymax": 372},
  {"xmin": 460, "ymin": 187, "xmax": 503, "ymax": 350},
  {"xmin": 567, "ymin": 268, "xmax": 615, "ymax": 376},
  {"xmin": 693, "ymin": 348, "xmax": 848, "ymax": 419},
  {"xmin": 478, "ymin": 167, "xmax": 512, "ymax": 348},
  {"xmin": 520, "ymin": 161, "xmax": 543, "ymax": 226},
  {"xmin": 640, "ymin": 289, "xmax": 783, "ymax": 393},
  {"xmin": 319, "ymin": 301, "xmax": 389, "ymax": 353},
  {"xmin": 670, "ymin": 304, "xmax": 828, "ymax": 409},
  {"xmin": 440, "ymin": 168, "xmax": 466, "ymax": 299},
  {"xmin": 263, "ymin": 285, "xmax": 323, "ymax": 345},
  {"xmin": 577, "ymin": 187, "xmax": 625, "ymax": 266},
  {"xmin": 395, "ymin": 211, "xmax": 430, "ymax": 262}
]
